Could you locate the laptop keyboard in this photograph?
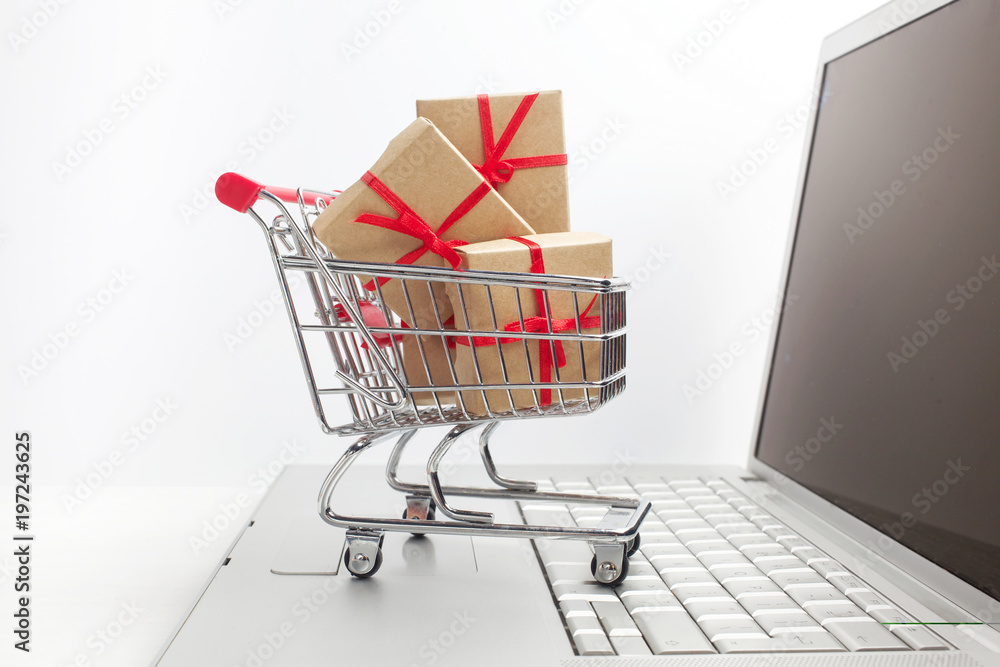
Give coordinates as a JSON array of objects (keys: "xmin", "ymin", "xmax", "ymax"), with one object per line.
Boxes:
[{"xmin": 520, "ymin": 476, "xmax": 951, "ymax": 656}]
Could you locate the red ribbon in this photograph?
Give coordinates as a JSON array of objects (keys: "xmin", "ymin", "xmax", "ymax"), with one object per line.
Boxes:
[
  {"xmin": 456, "ymin": 237, "xmax": 600, "ymax": 407},
  {"xmin": 473, "ymin": 94, "xmax": 568, "ymax": 187},
  {"xmin": 332, "ymin": 302, "xmax": 401, "ymax": 350},
  {"xmin": 352, "ymin": 171, "xmax": 490, "ymax": 289}
]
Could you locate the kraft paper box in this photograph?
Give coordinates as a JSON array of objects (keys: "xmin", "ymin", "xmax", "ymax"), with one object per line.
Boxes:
[
  {"xmin": 312, "ymin": 118, "xmax": 534, "ymax": 331},
  {"xmin": 416, "ymin": 91, "xmax": 570, "ymax": 235},
  {"xmin": 401, "ymin": 333, "xmax": 456, "ymax": 406},
  {"xmin": 445, "ymin": 232, "xmax": 611, "ymax": 415}
]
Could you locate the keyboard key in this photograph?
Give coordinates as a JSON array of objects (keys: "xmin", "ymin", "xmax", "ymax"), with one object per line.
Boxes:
[
  {"xmin": 546, "ymin": 562, "xmax": 596, "ymax": 585},
  {"xmin": 658, "ymin": 568, "xmax": 715, "ymax": 588},
  {"xmin": 826, "ymin": 574, "xmax": 871, "ymax": 596},
  {"xmin": 591, "ymin": 599, "xmax": 652, "ymax": 655},
  {"xmin": 648, "ymin": 553, "xmax": 701, "ymax": 570},
  {"xmin": 737, "ymin": 592, "xmax": 800, "ymax": 615},
  {"xmin": 715, "ymin": 632, "xmax": 846, "ymax": 653},
  {"xmin": 728, "ymin": 534, "xmax": 776, "ymax": 549},
  {"xmin": 810, "ymin": 558, "xmax": 849, "ymax": 578},
  {"xmin": 769, "ymin": 569, "xmax": 829, "ymax": 589},
  {"xmin": 864, "ymin": 605, "xmax": 910, "ymax": 624},
  {"xmin": 757, "ymin": 557, "xmax": 814, "ymax": 575},
  {"xmin": 752, "ymin": 609, "xmax": 822, "ymax": 635},
  {"xmin": 629, "ymin": 607, "xmax": 716, "ymax": 654},
  {"xmin": 846, "ymin": 589, "xmax": 889, "ymax": 612},
  {"xmin": 559, "ymin": 600, "xmax": 615, "ymax": 656},
  {"xmin": 775, "ymin": 535, "xmax": 812, "ymax": 551},
  {"xmin": 698, "ymin": 616, "xmax": 769, "ymax": 643},
  {"xmin": 822, "ymin": 617, "xmax": 909, "ymax": 651},
  {"xmin": 672, "ymin": 584, "xmax": 731, "ymax": 604},
  {"xmin": 619, "ymin": 590, "xmax": 681, "ymax": 614},
  {"xmin": 677, "ymin": 529, "xmax": 725, "ymax": 545},
  {"xmin": 637, "ymin": 530, "xmax": 680, "ymax": 546},
  {"xmin": 552, "ymin": 580, "xmax": 621, "ymax": 603},
  {"xmin": 888, "ymin": 624, "xmax": 950, "ymax": 650},
  {"xmin": 741, "ymin": 544, "xmax": 791, "ymax": 560},
  {"xmin": 726, "ymin": 579, "xmax": 785, "ymax": 600},
  {"xmin": 786, "ymin": 584, "xmax": 850, "ymax": 605},
  {"xmin": 610, "ymin": 636, "xmax": 654, "ymax": 655},
  {"xmin": 685, "ymin": 599, "xmax": 750, "ymax": 620}
]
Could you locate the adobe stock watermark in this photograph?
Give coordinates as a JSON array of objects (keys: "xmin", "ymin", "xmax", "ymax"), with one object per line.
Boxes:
[
  {"xmin": 213, "ymin": 0, "xmax": 252, "ymax": 20},
  {"xmin": 844, "ymin": 126, "xmax": 960, "ymax": 244},
  {"xmin": 544, "ymin": 0, "xmax": 590, "ymax": 30},
  {"xmin": 408, "ymin": 611, "xmax": 477, "ymax": 667},
  {"xmin": 716, "ymin": 88, "xmax": 821, "ymax": 202},
  {"xmin": 60, "ymin": 601, "xmax": 143, "ymax": 667},
  {"xmin": 235, "ymin": 573, "xmax": 350, "ymax": 667},
  {"xmin": 876, "ymin": 0, "xmax": 933, "ymax": 35},
  {"xmin": 783, "ymin": 417, "xmax": 845, "ymax": 473},
  {"xmin": 51, "ymin": 65, "xmax": 168, "ymax": 182},
  {"xmin": 887, "ymin": 253, "xmax": 997, "ymax": 373},
  {"xmin": 682, "ymin": 293, "xmax": 798, "ymax": 403},
  {"xmin": 61, "ymin": 397, "xmax": 179, "ymax": 513},
  {"xmin": 7, "ymin": 0, "xmax": 73, "ymax": 54},
  {"xmin": 521, "ymin": 115, "xmax": 627, "ymax": 224},
  {"xmin": 179, "ymin": 107, "xmax": 294, "ymax": 224},
  {"xmin": 672, "ymin": 0, "xmax": 757, "ymax": 73},
  {"xmin": 223, "ymin": 271, "xmax": 303, "ymax": 352},
  {"xmin": 339, "ymin": 0, "xmax": 407, "ymax": 63},
  {"xmin": 849, "ymin": 459, "xmax": 971, "ymax": 578},
  {"xmin": 17, "ymin": 269, "xmax": 135, "ymax": 386},
  {"xmin": 190, "ymin": 440, "xmax": 305, "ymax": 556},
  {"xmin": 621, "ymin": 245, "xmax": 670, "ymax": 292}
]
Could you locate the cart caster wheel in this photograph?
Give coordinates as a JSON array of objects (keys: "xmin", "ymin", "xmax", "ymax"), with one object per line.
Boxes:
[
  {"xmin": 626, "ymin": 533, "xmax": 641, "ymax": 557},
  {"xmin": 403, "ymin": 497, "xmax": 436, "ymax": 535},
  {"xmin": 344, "ymin": 545, "xmax": 383, "ymax": 578},
  {"xmin": 591, "ymin": 553, "xmax": 629, "ymax": 586}
]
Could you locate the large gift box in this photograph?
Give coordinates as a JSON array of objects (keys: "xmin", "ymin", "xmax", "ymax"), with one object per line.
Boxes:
[
  {"xmin": 311, "ymin": 118, "xmax": 534, "ymax": 331},
  {"xmin": 416, "ymin": 91, "xmax": 570, "ymax": 235},
  {"xmin": 446, "ymin": 232, "xmax": 611, "ymax": 415}
]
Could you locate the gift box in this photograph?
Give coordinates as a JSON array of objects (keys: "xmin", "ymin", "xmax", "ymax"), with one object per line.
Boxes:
[
  {"xmin": 416, "ymin": 91, "xmax": 570, "ymax": 235},
  {"xmin": 445, "ymin": 232, "xmax": 611, "ymax": 415},
  {"xmin": 401, "ymin": 332, "xmax": 457, "ymax": 406},
  {"xmin": 311, "ymin": 118, "xmax": 534, "ymax": 331}
]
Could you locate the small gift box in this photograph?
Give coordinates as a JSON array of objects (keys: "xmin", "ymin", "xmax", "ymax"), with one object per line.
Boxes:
[
  {"xmin": 445, "ymin": 232, "xmax": 611, "ymax": 415},
  {"xmin": 401, "ymin": 332, "xmax": 456, "ymax": 406},
  {"xmin": 416, "ymin": 91, "xmax": 570, "ymax": 235},
  {"xmin": 311, "ymin": 118, "xmax": 534, "ymax": 331}
]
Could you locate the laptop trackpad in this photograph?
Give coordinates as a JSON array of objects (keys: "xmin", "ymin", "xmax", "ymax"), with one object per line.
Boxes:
[{"xmin": 270, "ymin": 516, "xmax": 478, "ymax": 576}]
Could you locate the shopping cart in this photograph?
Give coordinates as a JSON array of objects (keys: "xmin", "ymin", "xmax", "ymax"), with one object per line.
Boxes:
[{"xmin": 215, "ymin": 172, "xmax": 650, "ymax": 585}]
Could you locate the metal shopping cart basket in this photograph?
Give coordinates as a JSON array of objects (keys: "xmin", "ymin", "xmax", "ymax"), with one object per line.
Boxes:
[{"xmin": 215, "ymin": 172, "xmax": 650, "ymax": 585}]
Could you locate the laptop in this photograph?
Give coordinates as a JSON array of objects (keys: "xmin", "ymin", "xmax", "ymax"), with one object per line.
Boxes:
[{"xmin": 156, "ymin": 0, "xmax": 1000, "ymax": 664}]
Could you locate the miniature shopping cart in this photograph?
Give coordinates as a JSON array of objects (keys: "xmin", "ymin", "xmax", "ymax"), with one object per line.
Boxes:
[{"xmin": 215, "ymin": 173, "xmax": 650, "ymax": 585}]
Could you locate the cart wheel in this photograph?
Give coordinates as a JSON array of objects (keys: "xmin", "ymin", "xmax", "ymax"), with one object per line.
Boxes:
[
  {"xmin": 591, "ymin": 553, "xmax": 630, "ymax": 586},
  {"xmin": 626, "ymin": 533, "xmax": 641, "ymax": 557},
  {"xmin": 344, "ymin": 545, "xmax": 383, "ymax": 578},
  {"xmin": 402, "ymin": 498, "xmax": 437, "ymax": 535}
]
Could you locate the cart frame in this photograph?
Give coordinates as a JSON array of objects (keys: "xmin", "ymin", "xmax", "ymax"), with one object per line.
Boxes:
[{"xmin": 216, "ymin": 173, "xmax": 650, "ymax": 585}]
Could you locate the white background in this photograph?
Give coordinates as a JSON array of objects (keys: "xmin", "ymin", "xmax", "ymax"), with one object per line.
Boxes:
[{"xmin": 1, "ymin": 0, "xmax": 886, "ymax": 664}]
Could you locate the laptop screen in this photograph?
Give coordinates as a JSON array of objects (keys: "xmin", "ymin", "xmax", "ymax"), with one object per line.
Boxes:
[{"xmin": 755, "ymin": 0, "xmax": 1000, "ymax": 601}]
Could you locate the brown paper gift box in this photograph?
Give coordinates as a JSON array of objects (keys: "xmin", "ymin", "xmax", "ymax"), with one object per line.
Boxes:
[
  {"xmin": 445, "ymin": 232, "xmax": 611, "ymax": 415},
  {"xmin": 401, "ymin": 333, "xmax": 457, "ymax": 406},
  {"xmin": 416, "ymin": 91, "xmax": 570, "ymax": 235},
  {"xmin": 311, "ymin": 118, "xmax": 534, "ymax": 331}
]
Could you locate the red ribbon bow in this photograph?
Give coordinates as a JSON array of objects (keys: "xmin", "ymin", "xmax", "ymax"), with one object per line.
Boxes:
[
  {"xmin": 473, "ymin": 94, "xmax": 568, "ymax": 187},
  {"xmin": 456, "ymin": 237, "xmax": 600, "ymax": 407},
  {"xmin": 352, "ymin": 171, "xmax": 490, "ymax": 289}
]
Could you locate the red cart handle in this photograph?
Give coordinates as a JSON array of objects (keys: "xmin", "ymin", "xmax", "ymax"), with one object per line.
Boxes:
[{"xmin": 215, "ymin": 172, "xmax": 337, "ymax": 212}]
